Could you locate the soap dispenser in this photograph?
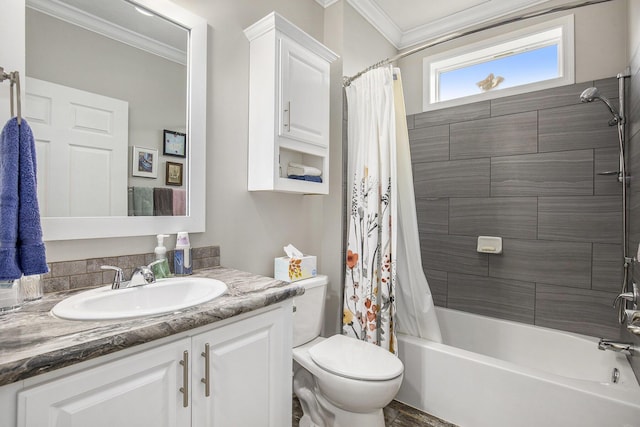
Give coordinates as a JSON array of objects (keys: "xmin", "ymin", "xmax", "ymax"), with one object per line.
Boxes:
[{"xmin": 155, "ymin": 234, "xmax": 170, "ymax": 260}]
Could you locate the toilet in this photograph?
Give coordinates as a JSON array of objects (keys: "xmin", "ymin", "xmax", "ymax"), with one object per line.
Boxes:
[{"xmin": 292, "ymin": 275, "xmax": 404, "ymax": 427}]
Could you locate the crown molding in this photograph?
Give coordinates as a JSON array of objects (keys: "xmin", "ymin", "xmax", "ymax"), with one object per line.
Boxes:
[
  {"xmin": 348, "ymin": 0, "xmax": 552, "ymax": 50},
  {"xmin": 26, "ymin": 0, "xmax": 187, "ymax": 65},
  {"xmin": 244, "ymin": 12, "xmax": 338, "ymax": 62},
  {"xmin": 346, "ymin": 0, "xmax": 402, "ymax": 48},
  {"xmin": 315, "ymin": 0, "xmax": 340, "ymax": 7}
]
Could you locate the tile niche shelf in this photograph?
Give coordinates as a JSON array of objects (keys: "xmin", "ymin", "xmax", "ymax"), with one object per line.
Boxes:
[{"xmin": 244, "ymin": 12, "xmax": 338, "ymax": 194}]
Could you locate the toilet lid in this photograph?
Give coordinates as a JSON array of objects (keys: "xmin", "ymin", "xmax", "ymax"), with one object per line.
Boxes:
[{"xmin": 308, "ymin": 335, "xmax": 403, "ymax": 381}]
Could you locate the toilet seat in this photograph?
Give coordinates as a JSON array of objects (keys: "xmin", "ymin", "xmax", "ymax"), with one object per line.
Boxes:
[{"xmin": 308, "ymin": 335, "xmax": 403, "ymax": 381}]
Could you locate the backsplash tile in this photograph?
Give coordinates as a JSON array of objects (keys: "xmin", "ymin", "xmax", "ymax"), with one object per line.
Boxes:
[
  {"xmin": 42, "ymin": 245, "xmax": 221, "ymax": 293},
  {"xmin": 50, "ymin": 260, "xmax": 87, "ymax": 277}
]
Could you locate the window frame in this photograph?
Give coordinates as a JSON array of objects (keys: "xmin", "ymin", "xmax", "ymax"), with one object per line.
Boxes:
[{"xmin": 422, "ymin": 15, "xmax": 575, "ymax": 111}]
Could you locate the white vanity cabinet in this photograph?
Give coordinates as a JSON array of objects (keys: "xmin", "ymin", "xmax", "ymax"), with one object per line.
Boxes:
[
  {"xmin": 245, "ymin": 12, "xmax": 338, "ymax": 195},
  {"xmin": 191, "ymin": 305, "xmax": 291, "ymax": 426},
  {"xmin": 17, "ymin": 338, "xmax": 192, "ymax": 427},
  {"xmin": 11, "ymin": 303, "xmax": 292, "ymax": 427}
]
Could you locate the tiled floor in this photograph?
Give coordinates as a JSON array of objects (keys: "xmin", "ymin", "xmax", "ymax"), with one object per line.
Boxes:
[{"xmin": 292, "ymin": 397, "xmax": 458, "ymax": 427}]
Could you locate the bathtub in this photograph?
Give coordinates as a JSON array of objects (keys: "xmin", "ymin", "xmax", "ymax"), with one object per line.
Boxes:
[{"xmin": 396, "ymin": 307, "xmax": 640, "ymax": 427}]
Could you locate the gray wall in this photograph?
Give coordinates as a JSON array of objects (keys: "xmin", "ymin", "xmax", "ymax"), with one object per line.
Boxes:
[
  {"xmin": 399, "ymin": 0, "xmax": 628, "ymax": 115},
  {"xmin": 26, "ymin": 8, "xmax": 188, "ymax": 191},
  {"xmin": 408, "ymin": 76, "xmax": 623, "ymax": 338}
]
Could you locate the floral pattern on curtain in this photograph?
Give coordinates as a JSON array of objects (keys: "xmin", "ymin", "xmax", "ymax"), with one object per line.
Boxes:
[{"xmin": 342, "ymin": 67, "xmax": 397, "ymax": 354}]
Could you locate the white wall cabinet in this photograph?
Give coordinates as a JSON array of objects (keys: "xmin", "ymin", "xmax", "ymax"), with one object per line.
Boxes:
[
  {"xmin": 245, "ymin": 12, "xmax": 338, "ymax": 194},
  {"xmin": 11, "ymin": 303, "xmax": 292, "ymax": 427}
]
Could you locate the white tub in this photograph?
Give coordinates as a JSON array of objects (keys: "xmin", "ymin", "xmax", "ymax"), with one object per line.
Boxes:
[{"xmin": 396, "ymin": 307, "xmax": 640, "ymax": 427}]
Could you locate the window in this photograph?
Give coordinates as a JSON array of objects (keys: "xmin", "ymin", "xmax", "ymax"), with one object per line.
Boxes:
[{"xmin": 423, "ymin": 15, "xmax": 574, "ymax": 110}]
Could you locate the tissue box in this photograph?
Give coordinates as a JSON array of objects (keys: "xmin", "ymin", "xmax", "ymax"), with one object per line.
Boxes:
[{"xmin": 274, "ymin": 255, "xmax": 317, "ymax": 282}]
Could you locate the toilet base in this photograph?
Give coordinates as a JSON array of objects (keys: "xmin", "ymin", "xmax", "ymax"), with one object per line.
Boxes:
[{"xmin": 293, "ymin": 366, "xmax": 386, "ymax": 427}]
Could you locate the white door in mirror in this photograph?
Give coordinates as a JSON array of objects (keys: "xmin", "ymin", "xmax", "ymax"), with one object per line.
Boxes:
[{"xmin": 27, "ymin": 77, "xmax": 128, "ymax": 217}]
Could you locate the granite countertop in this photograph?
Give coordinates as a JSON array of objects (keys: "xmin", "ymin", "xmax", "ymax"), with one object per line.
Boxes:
[{"xmin": 0, "ymin": 267, "xmax": 303, "ymax": 387}]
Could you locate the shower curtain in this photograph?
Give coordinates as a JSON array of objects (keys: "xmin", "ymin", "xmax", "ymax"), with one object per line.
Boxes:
[
  {"xmin": 342, "ymin": 67, "xmax": 441, "ymax": 353},
  {"xmin": 392, "ymin": 71, "xmax": 441, "ymax": 343}
]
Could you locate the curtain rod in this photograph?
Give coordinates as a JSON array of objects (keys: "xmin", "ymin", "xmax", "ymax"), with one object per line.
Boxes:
[{"xmin": 343, "ymin": 0, "xmax": 613, "ymax": 87}]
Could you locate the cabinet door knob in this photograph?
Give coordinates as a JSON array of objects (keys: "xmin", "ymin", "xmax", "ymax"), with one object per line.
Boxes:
[
  {"xmin": 179, "ymin": 350, "xmax": 189, "ymax": 408},
  {"xmin": 201, "ymin": 343, "xmax": 211, "ymax": 397}
]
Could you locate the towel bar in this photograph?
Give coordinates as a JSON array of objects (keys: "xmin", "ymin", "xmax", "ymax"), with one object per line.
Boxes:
[{"xmin": 0, "ymin": 66, "xmax": 21, "ymax": 125}]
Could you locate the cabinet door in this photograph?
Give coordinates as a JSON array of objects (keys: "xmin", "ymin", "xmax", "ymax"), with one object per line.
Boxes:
[
  {"xmin": 17, "ymin": 338, "xmax": 191, "ymax": 427},
  {"xmin": 192, "ymin": 305, "xmax": 292, "ymax": 427},
  {"xmin": 279, "ymin": 36, "xmax": 330, "ymax": 148}
]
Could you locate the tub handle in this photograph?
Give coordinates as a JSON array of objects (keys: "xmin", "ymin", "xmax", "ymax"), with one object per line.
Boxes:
[
  {"xmin": 613, "ymin": 283, "xmax": 639, "ymax": 311},
  {"xmin": 626, "ymin": 309, "xmax": 640, "ymax": 336}
]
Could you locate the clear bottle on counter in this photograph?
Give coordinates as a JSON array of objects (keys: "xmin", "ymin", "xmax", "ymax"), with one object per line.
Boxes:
[
  {"xmin": 20, "ymin": 274, "xmax": 43, "ymax": 302},
  {"xmin": 0, "ymin": 280, "xmax": 23, "ymax": 312}
]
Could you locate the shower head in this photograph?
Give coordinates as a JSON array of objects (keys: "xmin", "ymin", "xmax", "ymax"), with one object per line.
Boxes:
[{"xmin": 580, "ymin": 87, "xmax": 621, "ymax": 125}]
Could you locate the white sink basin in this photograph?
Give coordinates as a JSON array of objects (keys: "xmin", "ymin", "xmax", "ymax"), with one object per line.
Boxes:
[{"xmin": 51, "ymin": 277, "xmax": 227, "ymax": 321}]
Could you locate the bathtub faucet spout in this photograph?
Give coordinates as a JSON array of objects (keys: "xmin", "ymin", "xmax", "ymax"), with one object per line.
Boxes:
[{"xmin": 598, "ymin": 338, "xmax": 635, "ymax": 355}]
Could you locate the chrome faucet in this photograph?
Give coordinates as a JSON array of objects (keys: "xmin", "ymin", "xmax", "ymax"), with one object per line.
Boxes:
[
  {"xmin": 129, "ymin": 265, "xmax": 156, "ymax": 287},
  {"xmin": 101, "ymin": 265, "xmax": 125, "ymax": 289},
  {"xmin": 613, "ymin": 283, "xmax": 639, "ymax": 312},
  {"xmin": 598, "ymin": 338, "xmax": 635, "ymax": 355},
  {"xmin": 101, "ymin": 264, "xmax": 157, "ymax": 289}
]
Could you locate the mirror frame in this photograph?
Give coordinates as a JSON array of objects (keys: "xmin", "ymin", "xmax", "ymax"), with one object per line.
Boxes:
[{"xmin": 39, "ymin": 0, "xmax": 207, "ymax": 241}]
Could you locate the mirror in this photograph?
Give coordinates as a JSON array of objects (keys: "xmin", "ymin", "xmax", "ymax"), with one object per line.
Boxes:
[{"xmin": 25, "ymin": 0, "xmax": 207, "ymax": 240}]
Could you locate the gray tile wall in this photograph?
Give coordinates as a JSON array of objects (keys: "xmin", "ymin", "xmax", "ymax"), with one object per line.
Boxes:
[
  {"xmin": 409, "ymin": 77, "xmax": 623, "ymax": 338},
  {"xmin": 41, "ymin": 246, "xmax": 221, "ymax": 293},
  {"xmin": 627, "ymin": 39, "xmax": 640, "ymax": 379}
]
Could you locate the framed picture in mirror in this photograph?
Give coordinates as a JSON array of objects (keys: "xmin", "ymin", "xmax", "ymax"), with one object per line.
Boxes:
[
  {"xmin": 132, "ymin": 146, "xmax": 158, "ymax": 178},
  {"xmin": 166, "ymin": 162, "xmax": 183, "ymax": 186},
  {"xmin": 163, "ymin": 129, "xmax": 186, "ymax": 157}
]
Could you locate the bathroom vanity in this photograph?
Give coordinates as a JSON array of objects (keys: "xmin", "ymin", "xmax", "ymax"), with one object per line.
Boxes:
[{"xmin": 0, "ymin": 267, "xmax": 302, "ymax": 427}]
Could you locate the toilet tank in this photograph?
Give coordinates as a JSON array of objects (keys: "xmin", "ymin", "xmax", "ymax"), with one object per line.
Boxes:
[{"xmin": 293, "ymin": 275, "xmax": 328, "ymax": 347}]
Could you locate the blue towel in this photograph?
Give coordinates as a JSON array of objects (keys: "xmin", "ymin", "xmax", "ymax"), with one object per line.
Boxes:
[
  {"xmin": 288, "ymin": 174, "xmax": 323, "ymax": 183},
  {"xmin": 0, "ymin": 118, "xmax": 48, "ymax": 280}
]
